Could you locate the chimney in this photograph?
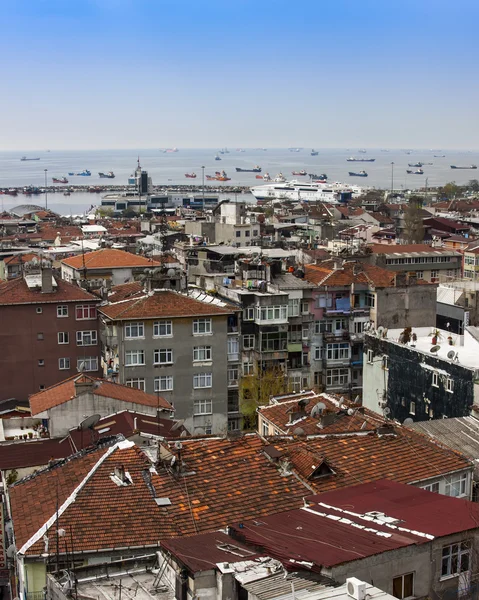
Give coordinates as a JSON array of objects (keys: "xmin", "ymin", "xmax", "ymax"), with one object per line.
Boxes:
[
  {"xmin": 41, "ymin": 266, "xmax": 54, "ymax": 293},
  {"xmin": 319, "ymin": 412, "xmax": 337, "ymax": 429},
  {"xmin": 74, "ymin": 376, "xmax": 95, "ymax": 396}
]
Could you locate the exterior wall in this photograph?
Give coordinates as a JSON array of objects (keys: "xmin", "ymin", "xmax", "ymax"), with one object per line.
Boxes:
[
  {"xmin": 376, "ymin": 283, "xmax": 438, "ymax": 329},
  {"xmin": 363, "ymin": 334, "xmax": 475, "ymax": 422},
  {"xmin": 0, "ymin": 301, "xmax": 100, "ymax": 403},
  {"xmin": 24, "ymin": 560, "xmax": 46, "ymax": 595}
]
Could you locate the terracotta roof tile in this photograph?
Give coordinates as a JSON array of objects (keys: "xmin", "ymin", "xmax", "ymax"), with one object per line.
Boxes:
[
  {"xmin": 0, "ymin": 276, "xmax": 98, "ymax": 305},
  {"xmin": 304, "ymin": 261, "xmax": 394, "ymax": 288},
  {"xmin": 107, "ymin": 281, "xmax": 144, "ymax": 303},
  {"xmin": 99, "ymin": 290, "xmax": 233, "ymax": 320},
  {"xmin": 61, "ymin": 248, "xmax": 162, "ymax": 270},
  {"xmin": 29, "ymin": 374, "xmax": 173, "ymax": 415}
]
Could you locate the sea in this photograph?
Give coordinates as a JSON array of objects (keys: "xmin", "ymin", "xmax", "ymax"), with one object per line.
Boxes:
[{"xmin": 1, "ymin": 147, "xmax": 479, "ymax": 216}]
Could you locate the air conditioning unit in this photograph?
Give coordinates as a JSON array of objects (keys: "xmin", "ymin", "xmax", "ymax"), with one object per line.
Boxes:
[{"xmin": 347, "ymin": 578, "xmax": 367, "ymax": 600}]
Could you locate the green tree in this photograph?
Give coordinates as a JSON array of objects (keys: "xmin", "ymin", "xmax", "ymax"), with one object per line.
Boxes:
[
  {"xmin": 403, "ymin": 195, "xmax": 424, "ymax": 243},
  {"xmin": 441, "ymin": 182, "xmax": 461, "ymax": 199},
  {"xmin": 239, "ymin": 366, "xmax": 291, "ymax": 429}
]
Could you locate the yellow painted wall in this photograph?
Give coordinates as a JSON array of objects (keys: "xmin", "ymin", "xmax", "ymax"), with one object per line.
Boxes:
[{"xmin": 25, "ymin": 562, "xmax": 46, "ymax": 594}]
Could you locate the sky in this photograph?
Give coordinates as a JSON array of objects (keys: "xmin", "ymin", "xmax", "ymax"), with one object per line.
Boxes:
[{"xmin": 2, "ymin": 0, "xmax": 479, "ymax": 150}]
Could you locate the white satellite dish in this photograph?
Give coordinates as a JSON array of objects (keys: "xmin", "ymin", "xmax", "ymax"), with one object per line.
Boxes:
[
  {"xmin": 78, "ymin": 414, "xmax": 101, "ymax": 431},
  {"xmin": 383, "ymin": 407, "xmax": 391, "ymax": 416},
  {"xmin": 311, "ymin": 402, "xmax": 326, "ymax": 418},
  {"xmin": 403, "ymin": 417, "xmax": 414, "ymax": 426},
  {"xmin": 447, "ymin": 350, "xmax": 455, "ymax": 360}
]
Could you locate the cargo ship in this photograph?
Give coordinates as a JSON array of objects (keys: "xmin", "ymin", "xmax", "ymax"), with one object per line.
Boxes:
[
  {"xmin": 311, "ymin": 149, "xmax": 318, "ymax": 156},
  {"xmin": 406, "ymin": 168, "xmax": 424, "ymax": 175},
  {"xmin": 99, "ymin": 171, "xmax": 115, "ymax": 178},
  {"xmin": 236, "ymin": 166, "xmax": 261, "ymax": 172},
  {"xmin": 309, "ymin": 173, "xmax": 328, "ymax": 181},
  {"xmin": 347, "ymin": 157, "xmax": 375, "ymax": 162},
  {"xmin": 52, "ymin": 177, "xmax": 68, "ymax": 184},
  {"xmin": 451, "ymin": 165, "xmax": 477, "ymax": 169},
  {"xmin": 20, "ymin": 156, "xmax": 40, "ymax": 161},
  {"xmin": 184, "ymin": 173, "xmax": 197, "ymax": 178},
  {"xmin": 408, "ymin": 162, "xmax": 423, "ymax": 168},
  {"xmin": 348, "ymin": 171, "xmax": 368, "ymax": 177},
  {"xmin": 292, "ymin": 170, "xmax": 307, "ymax": 176},
  {"xmin": 68, "ymin": 170, "xmax": 91, "ymax": 176}
]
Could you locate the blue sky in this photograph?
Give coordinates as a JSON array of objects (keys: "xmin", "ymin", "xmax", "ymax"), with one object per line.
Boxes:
[{"xmin": 2, "ymin": 0, "xmax": 479, "ymax": 150}]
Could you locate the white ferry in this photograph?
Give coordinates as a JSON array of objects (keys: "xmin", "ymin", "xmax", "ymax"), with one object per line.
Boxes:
[{"xmin": 250, "ymin": 180, "xmax": 362, "ymax": 204}]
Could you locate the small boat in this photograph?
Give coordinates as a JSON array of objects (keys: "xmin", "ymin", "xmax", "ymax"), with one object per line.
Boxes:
[
  {"xmin": 309, "ymin": 173, "xmax": 328, "ymax": 181},
  {"xmin": 358, "ymin": 149, "xmax": 367, "ymax": 153},
  {"xmin": 406, "ymin": 169, "xmax": 424, "ymax": 175},
  {"xmin": 274, "ymin": 173, "xmax": 286, "ymax": 182},
  {"xmin": 263, "ymin": 172, "xmax": 271, "ymax": 181},
  {"xmin": 215, "ymin": 155, "xmax": 221, "ymax": 161},
  {"xmin": 216, "ymin": 170, "xmax": 231, "ymax": 181},
  {"xmin": 23, "ymin": 186, "xmax": 41, "ymax": 195},
  {"xmin": 311, "ymin": 149, "xmax": 318, "ymax": 156},
  {"xmin": 163, "ymin": 148, "xmax": 178, "ymax": 153},
  {"xmin": 99, "ymin": 171, "xmax": 115, "ymax": 178},
  {"xmin": 185, "ymin": 173, "xmax": 197, "ymax": 178},
  {"xmin": 451, "ymin": 165, "xmax": 477, "ymax": 169},
  {"xmin": 20, "ymin": 156, "xmax": 40, "ymax": 161},
  {"xmin": 206, "ymin": 175, "xmax": 216, "ymax": 181},
  {"xmin": 292, "ymin": 170, "xmax": 307, "ymax": 176},
  {"xmin": 434, "ymin": 155, "xmax": 445, "ymax": 158},
  {"xmin": 255, "ymin": 175, "xmax": 264, "ymax": 179},
  {"xmin": 348, "ymin": 171, "xmax": 368, "ymax": 177},
  {"xmin": 347, "ymin": 157, "xmax": 375, "ymax": 162},
  {"xmin": 236, "ymin": 166, "xmax": 261, "ymax": 172},
  {"xmin": 68, "ymin": 170, "xmax": 91, "ymax": 176},
  {"xmin": 52, "ymin": 177, "xmax": 68, "ymax": 184},
  {"xmin": 408, "ymin": 162, "xmax": 423, "ymax": 168},
  {"xmin": 64, "ymin": 192, "xmax": 71, "ymax": 196}
]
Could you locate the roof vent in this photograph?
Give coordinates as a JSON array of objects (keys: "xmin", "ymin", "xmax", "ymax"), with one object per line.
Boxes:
[{"xmin": 318, "ymin": 412, "xmax": 336, "ymax": 429}]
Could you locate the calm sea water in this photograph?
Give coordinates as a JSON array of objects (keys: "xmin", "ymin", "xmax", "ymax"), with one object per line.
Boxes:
[{"xmin": 1, "ymin": 148, "xmax": 479, "ymax": 215}]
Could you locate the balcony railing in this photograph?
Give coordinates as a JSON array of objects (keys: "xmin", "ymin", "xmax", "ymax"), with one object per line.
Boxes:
[{"xmin": 27, "ymin": 592, "xmax": 45, "ymax": 600}]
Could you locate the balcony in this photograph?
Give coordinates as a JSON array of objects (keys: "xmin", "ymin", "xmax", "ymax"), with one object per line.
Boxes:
[
  {"xmin": 287, "ymin": 343, "xmax": 302, "ymax": 353},
  {"xmin": 323, "ymin": 330, "xmax": 350, "ymax": 342},
  {"xmin": 227, "ymin": 379, "xmax": 239, "ymax": 388}
]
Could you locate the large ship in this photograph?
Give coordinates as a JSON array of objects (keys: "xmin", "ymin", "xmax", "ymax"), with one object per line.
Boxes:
[
  {"xmin": 52, "ymin": 177, "xmax": 68, "ymax": 184},
  {"xmin": 68, "ymin": 170, "xmax": 91, "ymax": 176},
  {"xmin": 236, "ymin": 166, "xmax": 261, "ymax": 172},
  {"xmin": 451, "ymin": 165, "xmax": 477, "ymax": 169},
  {"xmin": 349, "ymin": 171, "xmax": 368, "ymax": 177},
  {"xmin": 99, "ymin": 171, "xmax": 115, "ymax": 178},
  {"xmin": 250, "ymin": 180, "xmax": 359, "ymax": 204},
  {"xmin": 20, "ymin": 156, "xmax": 40, "ymax": 161},
  {"xmin": 347, "ymin": 157, "xmax": 375, "ymax": 162}
]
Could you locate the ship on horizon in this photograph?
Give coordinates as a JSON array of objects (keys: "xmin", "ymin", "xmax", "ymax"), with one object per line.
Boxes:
[{"xmin": 347, "ymin": 157, "xmax": 375, "ymax": 162}]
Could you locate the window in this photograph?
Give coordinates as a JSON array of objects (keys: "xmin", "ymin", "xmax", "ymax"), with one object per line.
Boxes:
[
  {"xmin": 193, "ymin": 346, "xmax": 212, "ymax": 361},
  {"xmin": 58, "ymin": 332, "xmax": 69, "ymax": 344},
  {"xmin": 243, "ymin": 362, "xmax": 254, "ymax": 376},
  {"xmin": 421, "ymin": 481, "xmax": 440, "ymax": 493},
  {"xmin": 432, "ymin": 371, "xmax": 439, "ymax": 387},
  {"xmin": 235, "ymin": 230, "xmax": 241, "ymax": 238},
  {"xmin": 155, "ymin": 375, "xmax": 174, "ymax": 392},
  {"xmin": 445, "ymin": 473, "xmax": 468, "ymax": 498},
  {"xmin": 193, "ymin": 373, "xmax": 212, "ymax": 388},
  {"xmin": 243, "ymin": 334, "xmax": 255, "ymax": 349},
  {"xmin": 227, "ymin": 337, "xmax": 239, "ymax": 358},
  {"xmin": 416, "ymin": 270, "xmax": 424, "ymax": 279},
  {"xmin": 194, "ymin": 399, "xmax": 213, "ymax": 415},
  {"xmin": 262, "ymin": 420, "xmax": 269, "ymax": 436},
  {"xmin": 409, "ymin": 401, "xmax": 415, "ymax": 415},
  {"xmin": 57, "ymin": 305, "xmax": 68, "ymax": 317},
  {"xmin": 39, "ymin": 385, "xmax": 45, "ymax": 390},
  {"xmin": 302, "ymin": 326, "xmax": 309, "ymax": 340},
  {"xmin": 314, "ymin": 346, "xmax": 321, "ymax": 360},
  {"xmin": 125, "ymin": 322, "xmax": 144, "ymax": 339},
  {"xmin": 193, "ymin": 318, "xmax": 212, "ymax": 335},
  {"xmin": 446, "ymin": 378, "xmax": 454, "ymax": 393},
  {"xmin": 37, "ymin": 332, "xmax": 44, "ymax": 341},
  {"xmin": 365, "ymin": 292, "xmax": 375, "ymax": 308},
  {"xmin": 431, "ymin": 270, "xmax": 439, "ymax": 279},
  {"xmin": 301, "ymin": 301, "xmax": 309, "ymax": 314},
  {"xmin": 243, "ymin": 307, "xmax": 254, "ymax": 321},
  {"xmin": 59, "ymin": 358, "xmax": 70, "ymax": 370},
  {"xmin": 38, "ymin": 359, "xmax": 44, "ymax": 367},
  {"xmin": 76, "ymin": 305, "xmax": 97, "ymax": 320},
  {"xmin": 228, "ymin": 367, "xmax": 239, "ymax": 386},
  {"xmin": 326, "ymin": 368, "xmax": 349, "ymax": 387},
  {"xmin": 261, "ymin": 331, "xmax": 287, "ymax": 352},
  {"xmin": 153, "ymin": 320, "xmax": 172, "ymax": 337},
  {"xmin": 367, "ymin": 349, "xmax": 374, "ymax": 364},
  {"xmin": 253, "ymin": 230, "xmax": 258, "ymax": 237},
  {"xmin": 125, "ymin": 350, "xmax": 145, "ymax": 366},
  {"xmin": 326, "ymin": 343, "xmax": 350, "ymax": 361},
  {"xmin": 76, "ymin": 330, "xmax": 98, "ymax": 346},
  {"xmin": 442, "ymin": 541, "xmax": 471, "ymax": 578},
  {"xmin": 392, "ymin": 573, "xmax": 414, "ymax": 599},
  {"xmin": 36, "ymin": 307, "xmax": 43, "ymax": 314},
  {"xmin": 354, "ymin": 321, "xmax": 365, "ymax": 334},
  {"xmin": 256, "ymin": 305, "xmax": 288, "ymax": 322},
  {"xmin": 245, "ymin": 230, "xmax": 250, "ymax": 237},
  {"xmin": 77, "ymin": 357, "xmax": 98, "ymax": 372},
  {"xmin": 126, "ymin": 378, "xmax": 145, "ymax": 391},
  {"xmin": 288, "ymin": 299, "xmax": 300, "ymax": 317},
  {"xmin": 154, "ymin": 348, "xmax": 173, "ymax": 364}
]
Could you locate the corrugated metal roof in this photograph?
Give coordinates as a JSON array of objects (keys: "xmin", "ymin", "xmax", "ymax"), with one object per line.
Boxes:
[
  {"xmin": 409, "ymin": 417, "xmax": 479, "ymax": 462},
  {"xmin": 242, "ymin": 572, "xmax": 331, "ymax": 600}
]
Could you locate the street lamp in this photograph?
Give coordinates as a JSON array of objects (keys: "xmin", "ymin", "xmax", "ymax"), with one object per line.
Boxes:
[
  {"xmin": 44, "ymin": 169, "xmax": 48, "ymax": 210},
  {"xmin": 390, "ymin": 162, "xmax": 394, "ymax": 195},
  {"xmin": 201, "ymin": 166, "xmax": 205, "ymax": 211}
]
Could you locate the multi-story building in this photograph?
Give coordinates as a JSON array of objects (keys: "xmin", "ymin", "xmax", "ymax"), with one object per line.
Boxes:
[
  {"xmin": 463, "ymin": 240, "xmax": 479, "ymax": 280},
  {"xmin": 98, "ymin": 285, "xmax": 237, "ymax": 434},
  {"xmin": 0, "ymin": 264, "xmax": 101, "ymax": 402}
]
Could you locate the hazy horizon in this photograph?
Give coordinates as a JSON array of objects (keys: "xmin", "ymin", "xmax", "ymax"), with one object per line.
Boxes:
[{"xmin": 2, "ymin": 0, "xmax": 479, "ymax": 151}]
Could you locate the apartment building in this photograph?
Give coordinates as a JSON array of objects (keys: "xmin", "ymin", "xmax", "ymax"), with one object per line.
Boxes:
[{"xmin": 98, "ymin": 286, "xmax": 237, "ymax": 434}]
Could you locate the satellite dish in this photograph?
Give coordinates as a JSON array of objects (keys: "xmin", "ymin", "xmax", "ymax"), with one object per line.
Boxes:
[
  {"xmin": 377, "ymin": 326, "xmax": 384, "ymax": 337},
  {"xmin": 383, "ymin": 407, "xmax": 391, "ymax": 416},
  {"xmin": 170, "ymin": 419, "xmax": 185, "ymax": 432},
  {"xmin": 447, "ymin": 350, "xmax": 456, "ymax": 360},
  {"xmin": 347, "ymin": 408, "xmax": 355, "ymax": 416},
  {"xmin": 430, "ymin": 345, "xmax": 440, "ymax": 353},
  {"xmin": 78, "ymin": 414, "xmax": 101, "ymax": 430},
  {"xmin": 403, "ymin": 417, "xmax": 414, "ymax": 425},
  {"xmin": 311, "ymin": 402, "xmax": 326, "ymax": 418},
  {"xmin": 6, "ymin": 544, "xmax": 15, "ymax": 559},
  {"xmin": 354, "ymin": 395, "xmax": 360, "ymax": 403},
  {"xmin": 180, "ymin": 430, "xmax": 188, "ymax": 437},
  {"xmin": 293, "ymin": 427, "xmax": 305, "ymax": 436}
]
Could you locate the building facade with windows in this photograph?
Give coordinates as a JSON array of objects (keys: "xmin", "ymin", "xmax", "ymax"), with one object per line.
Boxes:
[
  {"xmin": 0, "ymin": 268, "xmax": 100, "ymax": 402},
  {"xmin": 98, "ymin": 288, "xmax": 236, "ymax": 434}
]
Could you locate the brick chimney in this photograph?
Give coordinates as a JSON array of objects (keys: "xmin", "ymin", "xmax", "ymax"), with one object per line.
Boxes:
[
  {"xmin": 41, "ymin": 265, "xmax": 54, "ymax": 294},
  {"xmin": 74, "ymin": 375, "xmax": 95, "ymax": 396}
]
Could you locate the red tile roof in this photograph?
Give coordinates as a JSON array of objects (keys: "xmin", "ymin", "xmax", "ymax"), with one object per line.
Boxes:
[
  {"xmin": 99, "ymin": 290, "xmax": 233, "ymax": 320},
  {"xmin": 0, "ymin": 276, "xmax": 98, "ymax": 306},
  {"xmin": 107, "ymin": 281, "xmax": 144, "ymax": 303},
  {"xmin": 304, "ymin": 261, "xmax": 394, "ymax": 288},
  {"xmin": 61, "ymin": 248, "xmax": 162, "ymax": 270},
  {"xmin": 3, "ymin": 253, "xmax": 39, "ymax": 266},
  {"xmin": 29, "ymin": 374, "xmax": 173, "ymax": 415}
]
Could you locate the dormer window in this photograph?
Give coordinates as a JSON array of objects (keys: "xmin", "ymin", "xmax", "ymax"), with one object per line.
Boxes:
[{"xmin": 309, "ymin": 460, "xmax": 335, "ymax": 480}]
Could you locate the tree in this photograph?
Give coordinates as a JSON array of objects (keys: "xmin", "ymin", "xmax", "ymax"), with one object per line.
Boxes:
[
  {"xmin": 441, "ymin": 182, "xmax": 461, "ymax": 199},
  {"xmin": 468, "ymin": 179, "xmax": 479, "ymax": 192},
  {"xmin": 239, "ymin": 366, "xmax": 291, "ymax": 429},
  {"xmin": 402, "ymin": 195, "xmax": 424, "ymax": 243}
]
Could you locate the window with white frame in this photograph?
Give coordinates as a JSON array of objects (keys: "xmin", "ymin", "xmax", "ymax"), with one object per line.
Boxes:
[
  {"xmin": 227, "ymin": 337, "xmax": 239, "ymax": 358},
  {"xmin": 354, "ymin": 321, "xmax": 365, "ymax": 334},
  {"xmin": 314, "ymin": 346, "xmax": 321, "ymax": 360},
  {"xmin": 416, "ymin": 270, "xmax": 424, "ymax": 279},
  {"xmin": 193, "ymin": 346, "xmax": 212, "ymax": 361},
  {"xmin": 367, "ymin": 349, "xmax": 374, "ymax": 364},
  {"xmin": 326, "ymin": 368, "xmax": 349, "ymax": 387},
  {"xmin": 57, "ymin": 305, "xmax": 68, "ymax": 317},
  {"xmin": 445, "ymin": 473, "xmax": 468, "ymax": 498},
  {"xmin": 58, "ymin": 358, "xmax": 70, "ymax": 370},
  {"xmin": 77, "ymin": 357, "xmax": 98, "ymax": 372},
  {"xmin": 432, "ymin": 371, "xmax": 439, "ymax": 387},
  {"xmin": 302, "ymin": 326, "xmax": 309, "ymax": 340},
  {"xmin": 256, "ymin": 305, "xmax": 288, "ymax": 321},
  {"xmin": 431, "ymin": 270, "xmax": 439, "ymax": 279},
  {"xmin": 289, "ymin": 374, "xmax": 302, "ymax": 392},
  {"xmin": 193, "ymin": 373, "xmax": 212, "ymax": 388},
  {"xmin": 58, "ymin": 332, "xmax": 69, "ymax": 344},
  {"xmin": 421, "ymin": 481, "xmax": 440, "ymax": 493},
  {"xmin": 153, "ymin": 320, "xmax": 172, "ymax": 337},
  {"xmin": 126, "ymin": 378, "xmax": 146, "ymax": 391},
  {"xmin": 76, "ymin": 330, "xmax": 98, "ymax": 346},
  {"xmin": 326, "ymin": 343, "xmax": 350, "ymax": 361},
  {"xmin": 243, "ymin": 307, "xmax": 254, "ymax": 321},
  {"xmin": 125, "ymin": 350, "xmax": 145, "ymax": 366},
  {"xmin": 193, "ymin": 398, "xmax": 212, "ymax": 415},
  {"xmin": 154, "ymin": 348, "xmax": 173, "ymax": 364},
  {"xmin": 301, "ymin": 301, "xmax": 309, "ymax": 314},
  {"xmin": 243, "ymin": 362, "xmax": 254, "ymax": 376},
  {"xmin": 288, "ymin": 298, "xmax": 300, "ymax": 317},
  {"xmin": 155, "ymin": 375, "xmax": 174, "ymax": 392},
  {"xmin": 262, "ymin": 420, "xmax": 269, "ymax": 436},
  {"xmin": 243, "ymin": 334, "xmax": 255, "ymax": 349},
  {"xmin": 125, "ymin": 322, "xmax": 144, "ymax": 339},
  {"xmin": 228, "ymin": 367, "xmax": 239, "ymax": 385},
  {"xmin": 441, "ymin": 541, "xmax": 470, "ymax": 578},
  {"xmin": 392, "ymin": 573, "xmax": 414, "ymax": 599},
  {"xmin": 446, "ymin": 378, "xmax": 454, "ymax": 393},
  {"xmin": 365, "ymin": 292, "xmax": 375, "ymax": 308},
  {"xmin": 76, "ymin": 305, "xmax": 97, "ymax": 320},
  {"xmin": 193, "ymin": 318, "xmax": 212, "ymax": 335},
  {"xmin": 409, "ymin": 401, "xmax": 415, "ymax": 415}
]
